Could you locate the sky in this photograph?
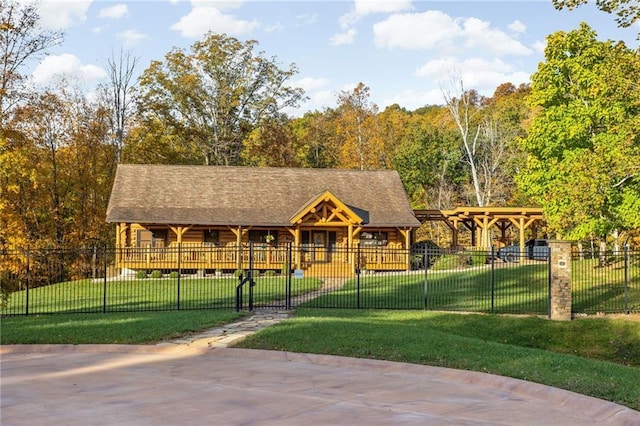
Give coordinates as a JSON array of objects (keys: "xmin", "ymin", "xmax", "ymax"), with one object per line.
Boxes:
[{"xmin": 27, "ymin": 0, "xmax": 640, "ymax": 116}]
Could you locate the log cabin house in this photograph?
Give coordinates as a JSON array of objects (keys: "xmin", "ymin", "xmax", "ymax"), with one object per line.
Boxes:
[{"xmin": 106, "ymin": 165, "xmax": 421, "ymax": 276}]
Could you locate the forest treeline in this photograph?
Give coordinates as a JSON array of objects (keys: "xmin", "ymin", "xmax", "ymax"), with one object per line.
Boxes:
[{"xmin": 1, "ymin": 1, "xmax": 639, "ymax": 251}]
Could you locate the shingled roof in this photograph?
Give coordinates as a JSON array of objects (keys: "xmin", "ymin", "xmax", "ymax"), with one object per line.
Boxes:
[{"xmin": 106, "ymin": 165, "xmax": 421, "ymax": 228}]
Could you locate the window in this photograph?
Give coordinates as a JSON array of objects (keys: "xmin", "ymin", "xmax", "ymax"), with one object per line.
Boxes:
[
  {"xmin": 137, "ymin": 229, "xmax": 167, "ymax": 248},
  {"xmin": 360, "ymin": 231, "xmax": 387, "ymax": 246},
  {"xmin": 204, "ymin": 230, "xmax": 219, "ymax": 245}
]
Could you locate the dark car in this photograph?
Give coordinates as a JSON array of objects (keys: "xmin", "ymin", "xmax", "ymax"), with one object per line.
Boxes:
[
  {"xmin": 410, "ymin": 240, "xmax": 440, "ymax": 269},
  {"xmin": 497, "ymin": 239, "xmax": 550, "ymax": 262}
]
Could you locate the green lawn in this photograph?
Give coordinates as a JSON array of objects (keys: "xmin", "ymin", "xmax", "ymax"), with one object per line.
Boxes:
[
  {"xmin": 3, "ymin": 259, "xmax": 638, "ymax": 316},
  {"xmin": 235, "ymin": 308, "xmax": 640, "ymax": 411},
  {"xmin": 572, "ymin": 258, "xmax": 640, "ymax": 313},
  {"xmin": 2, "ymin": 276, "xmax": 322, "ymax": 315},
  {"xmin": 0, "ymin": 310, "xmax": 244, "ymax": 344},
  {"xmin": 303, "ymin": 263, "xmax": 550, "ymax": 314}
]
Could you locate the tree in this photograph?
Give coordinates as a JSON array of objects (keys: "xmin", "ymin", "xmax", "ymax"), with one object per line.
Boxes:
[
  {"xmin": 517, "ymin": 23, "xmax": 640, "ymax": 247},
  {"xmin": 442, "ymin": 79, "xmax": 528, "ymax": 208},
  {"xmin": 135, "ymin": 32, "xmax": 305, "ymax": 165},
  {"xmin": 2, "ymin": 83, "xmax": 116, "ymax": 249},
  {"xmin": 335, "ymin": 82, "xmax": 384, "ymax": 170},
  {"xmin": 101, "ymin": 49, "xmax": 138, "ymax": 163},
  {"xmin": 480, "ymin": 83, "xmax": 531, "ymax": 206},
  {"xmin": 290, "ymin": 109, "xmax": 340, "ymax": 168},
  {"xmin": 0, "ymin": 0, "xmax": 63, "ymax": 127},
  {"xmin": 552, "ymin": 0, "xmax": 640, "ymax": 28},
  {"xmin": 241, "ymin": 113, "xmax": 299, "ymax": 167}
]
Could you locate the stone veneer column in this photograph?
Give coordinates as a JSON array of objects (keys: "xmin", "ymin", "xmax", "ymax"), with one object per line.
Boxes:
[{"xmin": 548, "ymin": 240, "xmax": 572, "ymax": 321}]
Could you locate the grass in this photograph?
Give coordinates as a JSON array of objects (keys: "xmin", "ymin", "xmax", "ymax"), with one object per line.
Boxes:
[
  {"xmin": 303, "ymin": 263, "xmax": 550, "ymax": 314},
  {"xmin": 0, "ymin": 310, "xmax": 244, "ymax": 344},
  {"xmin": 572, "ymin": 258, "xmax": 640, "ymax": 313},
  {"xmin": 3, "ymin": 258, "xmax": 638, "ymax": 316},
  {"xmin": 2, "ymin": 276, "xmax": 322, "ymax": 315},
  {"xmin": 235, "ymin": 308, "xmax": 640, "ymax": 410}
]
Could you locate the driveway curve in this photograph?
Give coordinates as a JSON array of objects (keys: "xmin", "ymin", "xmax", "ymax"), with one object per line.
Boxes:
[{"xmin": 2, "ymin": 345, "xmax": 638, "ymax": 425}]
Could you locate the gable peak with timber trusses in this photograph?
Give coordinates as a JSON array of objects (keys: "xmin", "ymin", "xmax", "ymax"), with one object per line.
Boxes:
[{"xmin": 289, "ymin": 190, "xmax": 364, "ymax": 226}]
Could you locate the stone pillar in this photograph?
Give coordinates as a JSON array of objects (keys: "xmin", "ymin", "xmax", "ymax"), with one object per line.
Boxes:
[{"xmin": 549, "ymin": 240, "xmax": 572, "ymax": 321}]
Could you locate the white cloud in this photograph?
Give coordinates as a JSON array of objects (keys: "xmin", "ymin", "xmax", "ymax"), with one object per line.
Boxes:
[
  {"xmin": 340, "ymin": 0, "xmax": 413, "ymax": 29},
  {"xmin": 331, "ymin": 28, "xmax": 357, "ymax": 46},
  {"xmin": 171, "ymin": 6, "xmax": 258, "ymax": 38},
  {"xmin": 373, "ymin": 11, "xmax": 461, "ymax": 50},
  {"xmin": 532, "ymin": 40, "xmax": 547, "ymax": 55},
  {"xmin": 293, "ymin": 77, "xmax": 330, "ymax": 92},
  {"xmin": 415, "ymin": 57, "xmax": 531, "ymax": 95},
  {"xmin": 373, "ymin": 11, "xmax": 532, "ymax": 57},
  {"xmin": 32, "ymin": 54, "xmax": 106, "ymax": 85},
  {"xmin": 265, "ymin": 22, "xmax": 285, "ymax": 33},
  {"xmin": 118, "ymin": 30, "xmax": 149, "ymax": 47},
  {"xmin": 508, "ymin": 20, "xmax": 526, "ymax": 34},
  {"xmin": 383, "ymin": 88, "xmax": 444, "ymax": 109},
  {"xmin": 296, "ymin": 13, "xmax": 319, "ymax": 27},
  {"xmin": 463, "ymin": 18, "xmax": 532, "ymax": 56},
  {"xmin": 39, "ymin": 0, "xmax": 92, "ymax": 30},
  {"xmin": 189, "ymin": 0, "xmax": 243, "ymax": 10},
  {"xmin": 98, "ymin": 4, "xmax": 128, "ymax": 19}
]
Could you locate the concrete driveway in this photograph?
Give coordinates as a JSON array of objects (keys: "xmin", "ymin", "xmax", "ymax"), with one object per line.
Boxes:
[{"xmin": 2, "ymin": 345, "xmax": 638, "ymax": 425}]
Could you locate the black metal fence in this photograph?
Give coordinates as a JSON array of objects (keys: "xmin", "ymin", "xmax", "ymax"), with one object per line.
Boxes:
[
  {"xmin": 571, "ymin": 247, "xmax": 640, "ymax": 314},
  {"xmin": 1, "ymin": 245, "xmax": 637, "ymax": 317}
]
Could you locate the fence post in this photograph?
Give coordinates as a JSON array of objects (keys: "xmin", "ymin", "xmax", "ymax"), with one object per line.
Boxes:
[
  {"xmin": 103, "ymin": 245, "xmax": 108, "ymax": 313},
  {"xmin": 25, "ymin": 249, "xmax": 30, "ymax": 316},
  {"xmin": 286, "ymin": 243, "xmax": 292, "ymax": 310},
  {"xmin": 548, "ymin": 240, "xmax": 572, "ymax": 321},
  {"xmin": 248, "ymin": 242, "xmax": 254, "ymax": 311},
  {"xmin": 177, "ymin": 243, "xmax": 181, "ymax": 310},
  {"xmin": 624, "ymin": 245, "xmax": 630, "ymax": 314},
  {"xmin": 423, "ymin": 245, "xmax": 428, "ymax": 310},
  {"xmin": 356, "ymin": 244, "xmax": 361, "ymax": 309},
  {"xmin": 490, "ymin": 246, "xmax": 495, "ymax": 314},
  {"xmin": 92, "ymin": 245, "xmax": 97, "ymax": 280}
]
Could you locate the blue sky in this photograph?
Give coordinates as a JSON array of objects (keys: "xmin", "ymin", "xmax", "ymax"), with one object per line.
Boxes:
[{"xmin": 30, "ymin": 0, "xmax": 639, "ymax": 115}]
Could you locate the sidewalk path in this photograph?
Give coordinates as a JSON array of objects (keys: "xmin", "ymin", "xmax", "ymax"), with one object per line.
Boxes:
[{"xmin": 156, "ymin": 309, "xmax": 293, "ymax": 348}]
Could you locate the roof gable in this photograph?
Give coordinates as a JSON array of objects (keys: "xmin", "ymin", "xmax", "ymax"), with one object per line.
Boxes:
[{"xmin": 290, "ymin": 190, "xmax": 364, "ymax": 226}]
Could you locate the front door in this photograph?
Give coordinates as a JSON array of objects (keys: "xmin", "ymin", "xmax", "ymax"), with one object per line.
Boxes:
[{"xmin": 312, "ymin": 231, "xmax": 326, "ymax": 262}]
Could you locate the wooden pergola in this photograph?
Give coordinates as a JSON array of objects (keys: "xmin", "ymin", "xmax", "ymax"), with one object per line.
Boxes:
[{"xmin": 414, "ymin": 207, "xmax": 545, "ymax": 251}]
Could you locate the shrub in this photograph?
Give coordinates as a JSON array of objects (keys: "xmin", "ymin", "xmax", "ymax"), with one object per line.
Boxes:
[
  {"xmin": 430, "ymin": 255, "xmax": 464, "ymax": 271},
  {"xmin": 234, "ymin": 269, "xmax": 245, "ymax": 278},
  {"xmin": 264, "ymin": 270, "xmax": 276, "ymax": 277},
  {"xmin": 467, "ymin": 251, "xmax": 488, "ymax": 267},
  {"xmin": 168, "ymin": 271, "xmax": 179, "ymax": 279},
  {"xmin": 136, "ymin": 270, "xmax": 147, "ymax": 279},
  {"xmin": 0, "ymin": 271, "xmax": 21, "ymax": 310},
  {"xmin": 150, "ymin": 270, "xmax": 163, "ymax": 279}
]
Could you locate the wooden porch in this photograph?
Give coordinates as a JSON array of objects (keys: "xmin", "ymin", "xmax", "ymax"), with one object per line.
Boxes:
[{"xmin": 115, "ymin": 243, "xmax": 412, "ymax": 275}]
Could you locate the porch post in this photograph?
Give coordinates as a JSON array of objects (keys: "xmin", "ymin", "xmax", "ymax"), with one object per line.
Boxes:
[
  {"xmin": 348, "ymin": 223, "xmax": 354, "ymax": 273},
  {"xmin": 451, "ymin": 218, "xmax": 459, "ymax": 249},
  {"xmin": 401, "ymin": 228, "xmax": 411, "ymax": 270},
  {"xmin": 115, "ymin": 223, "xmax": 121, "ymax": 267},
  {"xmin": 236, "ymin": 226, "xmax": 242, "ymax": 270},
  {"xmin": 294, "ymin": 227, "xmax": 301, "ymax": 269}
]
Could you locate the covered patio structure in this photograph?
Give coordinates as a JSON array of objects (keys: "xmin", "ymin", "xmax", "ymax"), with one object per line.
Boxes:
[{"xmin": 413, "ymin": 207, "xmax": 545, "ymax": 251}]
